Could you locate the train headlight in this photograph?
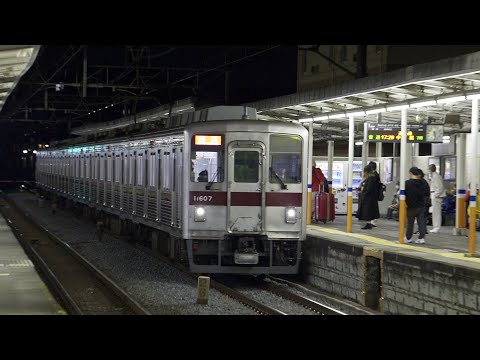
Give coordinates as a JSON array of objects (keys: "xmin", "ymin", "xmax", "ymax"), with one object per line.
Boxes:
[
  {"xmin": 285, "ymin": 207, "xmax": 297, "ymax": 223},
  {"xmin": 194, "ymin": 206, "xmax": 206, "ymax": 222}
]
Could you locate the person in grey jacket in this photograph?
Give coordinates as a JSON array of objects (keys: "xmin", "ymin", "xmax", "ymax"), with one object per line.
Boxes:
[{"xmin": 428, "ymin": 164, "xmax": 445, "ymax": 233}]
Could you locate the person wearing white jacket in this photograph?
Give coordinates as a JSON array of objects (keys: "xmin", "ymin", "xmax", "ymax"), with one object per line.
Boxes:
[{"xmin": 428, "ymin": 164, "xmax": 446, "ymax": 233}]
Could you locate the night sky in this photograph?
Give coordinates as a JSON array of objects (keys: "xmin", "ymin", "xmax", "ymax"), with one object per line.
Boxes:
[{"xmin": 0, "ymin": 45, "xmax": 297, "ymax": 180}]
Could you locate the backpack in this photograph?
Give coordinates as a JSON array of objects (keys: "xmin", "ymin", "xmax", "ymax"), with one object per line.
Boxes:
[{"xmin": 378, "ymin": 182, "xmax": 386, "ymax": 201}]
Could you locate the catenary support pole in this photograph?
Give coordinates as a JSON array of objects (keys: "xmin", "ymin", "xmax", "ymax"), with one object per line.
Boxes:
[
  {"xmin": 307, "ymin": 121, "xmax": 313, "ymax": 225},
  {"xmin": 399, "ymin": 109, "xmax": 408, "ymax": 244},
  {"xmin": 468, "ymin": 98, "xmax": 478, "ymax": 255},
  {"xmin": 455, "ymin": 133, "xmax": 466, "ymax": 234},
  {"xmin": 347, "ymin": 115, "xmax": 354, "ymax": 233},
  {"xmin": 328, "ymin": 140, "xmax": 334, "ymax": 194}
]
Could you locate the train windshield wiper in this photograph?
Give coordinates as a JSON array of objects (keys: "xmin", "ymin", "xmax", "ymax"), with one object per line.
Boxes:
[
  {"xmin": 269, "ymin": 167, "xmax": 287, "ymax": 190},
  {"xmin": 206, "ymin": 171, "xmax": 218, "ymax": 190}
]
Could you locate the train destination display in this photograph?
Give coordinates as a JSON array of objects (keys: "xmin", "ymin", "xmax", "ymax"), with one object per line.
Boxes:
[{"xmin": 366, "ymin": 123, "xmax": 443, "ymax": 143}]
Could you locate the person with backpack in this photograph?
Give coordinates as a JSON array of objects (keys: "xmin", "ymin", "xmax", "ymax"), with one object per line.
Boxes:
[{"xmin": 356, "ymin": 165, "xmax": 380, "ymax": 230}]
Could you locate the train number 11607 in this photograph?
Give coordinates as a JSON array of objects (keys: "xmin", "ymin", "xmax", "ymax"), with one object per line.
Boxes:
[{"xmin": 193, "ymin": 195, "xmax": 213, "ymax": 202}]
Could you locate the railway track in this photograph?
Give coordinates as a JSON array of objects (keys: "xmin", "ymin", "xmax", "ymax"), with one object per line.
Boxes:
[
  {"xmin": 211, "ymin": 274, "xmax": 346, "ymax": 315},
  {"xmin": 0, "ymin": 192, "xmax": 150, "ymax": 315},
  {"xmin": 259, "ymin": 281, "xmax": 346, "ymax": 315}
]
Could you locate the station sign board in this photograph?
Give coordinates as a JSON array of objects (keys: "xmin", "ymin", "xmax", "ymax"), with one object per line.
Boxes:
[{"xmin": 366, "ymin": 123, "xmax": 443, "ymax": 143}]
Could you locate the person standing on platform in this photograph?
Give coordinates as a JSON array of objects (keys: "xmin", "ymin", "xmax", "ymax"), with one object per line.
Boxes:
[
  {"xmin": 414, "ymin": 169, "xmax": 431, "ymax": 235},
  {"xmin": 404, "ymin": 167, "xmax": 430, "ymax": 244},
  {"xmin": 387, "ymin": 181, "xmax": 400, "ymax": 220},
  {"xmin": 428, "ymin": 164, "xmax": 445, "ymax": 233},
  {"xmin": 356, "ymin": 166, "xmax": 379, "ymax": 230},
  {"xmin": 367, "ymin": 161, "xmax": 381, "ymax": 227}
]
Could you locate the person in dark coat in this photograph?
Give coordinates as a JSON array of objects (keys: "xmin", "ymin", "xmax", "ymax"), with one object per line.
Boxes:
[
  {"xmin": 356, "ymin": 166, "xmax": 380, "ymax": 229},
  {"xmin": 404, "ymin": 167, "xmax": 431, "ymax": 244},
  {"xmin": 414, "ymin": 168, "xmax": 430, "ymax": 235},
  {"xmin": 367, "ymin": 161, "xmax": 381, "ymax": 227}
]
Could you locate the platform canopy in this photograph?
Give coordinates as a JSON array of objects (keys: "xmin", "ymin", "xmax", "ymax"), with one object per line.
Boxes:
[
  {"xmin": 245, "ymin": 50, "xmax": 480, "ymax": 142},
  {"xmin": 0, "ymin": 45, "xmax": 40, "ymax": 112}
]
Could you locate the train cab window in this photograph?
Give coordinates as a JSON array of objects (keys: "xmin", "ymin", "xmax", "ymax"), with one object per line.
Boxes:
[
  {"xmin": 234, "ymin": 151, "xmax": 259, "ymax": 183},
  {"xmin": 269, "ymin": 135, "xmax": 302, "ymax": 184},
  {"xmin": 190, "ymin": 134, "xmax": 224, "ymax": 183}
]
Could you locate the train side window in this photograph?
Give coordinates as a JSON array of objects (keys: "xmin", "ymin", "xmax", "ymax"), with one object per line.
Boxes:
[
  {"xmin": 129, "ymin": 153, "xmax": 136, "ymax": 185},
  {"xmin": 137, "ymin": 153, "xmax": 144, "ymax": 186},
  {"xmin": 123, "ymin": 154, "xmax": 129, "ymax": 185},
  {"xmin": 148, "ymin": 152, "xmax": 156, "ymax": 187},
  {"xmin": 157, "ymin": 150, "xmax": 162, "ymax": 189},
  {"xmin": 80, "ymin": 156, "xmax": 85, "ymax": 179},
  {"xmin": 76, "ymin": 156, "xmax": 80, "ymax": 178},
  {"xmin": 162, "ymin": 151, "xmax": 171, "ymax": 190},
  {"xmin": 114, "ymin": 155, "xmax": 121, "ymax": 183},
  {"xmin": 99, "ymin": 155, "xmax": 105, "ymax": 181},
  {"xmin": 234, "ymin": 151, "xmax": 259, "ymax": 183},
  {"xmin": 107, "ymin": 155, "xmax": 113, "ymax": 181},
  {"xmin": 269, "ymin": 135, "xmax": 302, "ymax": 184},
  {"xmin": 86, "ymin": 155, "xmax": 91, "ymax": 179}
]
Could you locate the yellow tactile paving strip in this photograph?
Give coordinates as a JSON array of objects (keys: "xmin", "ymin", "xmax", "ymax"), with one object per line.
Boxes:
[{"xmin": 308, "ymin": 225, "xmax": 480, "ymax": 265}]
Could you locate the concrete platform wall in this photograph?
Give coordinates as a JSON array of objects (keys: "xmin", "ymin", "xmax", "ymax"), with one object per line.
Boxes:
[{"xmin": 303, "ymin": 235, "xmax": 480, "ymax": 314}]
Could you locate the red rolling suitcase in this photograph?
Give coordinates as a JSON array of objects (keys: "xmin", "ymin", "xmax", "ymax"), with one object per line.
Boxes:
[{"xmin": 315, "ymin": 192, "xmax": 335, "ymax": 223}]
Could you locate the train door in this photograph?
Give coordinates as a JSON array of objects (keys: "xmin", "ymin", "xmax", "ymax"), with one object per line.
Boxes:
[{"xmin": 227, "ymin": 141, "xmax": 266, "ymax": 233}]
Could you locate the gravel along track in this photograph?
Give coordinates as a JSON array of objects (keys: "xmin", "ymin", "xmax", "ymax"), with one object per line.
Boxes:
[{"xmin": 10, "ymin": 192, "xmax": 258, "ymax": 315}]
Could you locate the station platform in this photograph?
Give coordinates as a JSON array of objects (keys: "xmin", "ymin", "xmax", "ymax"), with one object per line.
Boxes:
[
  {"xmin": 306, "ymin": 215, "xmax": 480, "ymax": 314},
  {"xmin": 308, "ymin": 215, "xmax": 480, "ymax": 260},
  {"xmin": 0, "ymin": 211, "xmax": 65, "ymax": 315}
]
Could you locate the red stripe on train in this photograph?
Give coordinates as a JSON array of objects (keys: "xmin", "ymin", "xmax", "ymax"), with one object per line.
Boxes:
[
  {"xmin": 266, "ymin": 192, "xmax": 302, "ymax": 207},
  {"xmin": 231, "ymin": 192, "xmax": 261, "ymax": 206},
  {"xmin": 189, "ymin": 191, "xmax": 302, "ymax": 207}
]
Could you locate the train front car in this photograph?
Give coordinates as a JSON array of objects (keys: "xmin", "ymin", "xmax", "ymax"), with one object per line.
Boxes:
[{"xmin": 183, "ymin": 114, "xmax": 308, "ymax": 274}]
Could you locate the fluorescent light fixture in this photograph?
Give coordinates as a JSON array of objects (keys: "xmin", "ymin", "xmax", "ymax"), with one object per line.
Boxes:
[
  {"xmin": 313, "ymin": 115, "xmax": 329, "ymax": 121},
  {"xmin": 443, "ymin": 135, "xmax": 450, "ymax": 140},
  {"xmin": 386, "ymin": 104, "xmax": 410, "ymax": 112},
  {"xmin": 437, "ymin": 95, "xmax": 466, "ymax": 104},
  {"xmin": 365, "ymin": 108, "xmax": 385, "ymax": 115},
  {"xmin": 299, "ymin": 118, "xmax": 314, "ymax": 123},
  {"xmin": 355, "ymin": 141, "xmax": 363, "ymax": 146},
  {"xmin": 410, "ymin": 100, "xmax": 437, "ymax": 108},
  {"xmin": 347, "ymin": 111, "xmax": 366, "ymax": 117},
  {"xmin": 328, "ymin": 113, "xmax": 347, "ymax": 119},
  {"xmin": 466, "ymin": 93, "xmax": 480, "ymax": 100}
]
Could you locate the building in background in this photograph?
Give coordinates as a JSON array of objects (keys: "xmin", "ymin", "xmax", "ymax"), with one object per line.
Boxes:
[{"xmin": 297, "ymin": 45, "xmax": 480, "ymax": 92}]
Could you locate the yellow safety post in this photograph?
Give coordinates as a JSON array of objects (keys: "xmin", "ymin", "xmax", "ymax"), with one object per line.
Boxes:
[
  {"xmin": 307, "ymin": 191, "xmax": 312, "ymax": 225},
  {"xmin": 469, "ymin": 205, "xmax": 477, "ymax": 255},
  {"xmin": 458, "ymin": 193, "xmax": 466, "ymax": 229},
  {"xmin": 347, "ymin": 189, "xmax": 353, "ymax": 233}
]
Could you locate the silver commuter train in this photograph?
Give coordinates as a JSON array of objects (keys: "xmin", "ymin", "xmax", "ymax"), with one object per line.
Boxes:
[{"xmin": 35, "ymin": 106, "xmax": 308, "ymax": 274}]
